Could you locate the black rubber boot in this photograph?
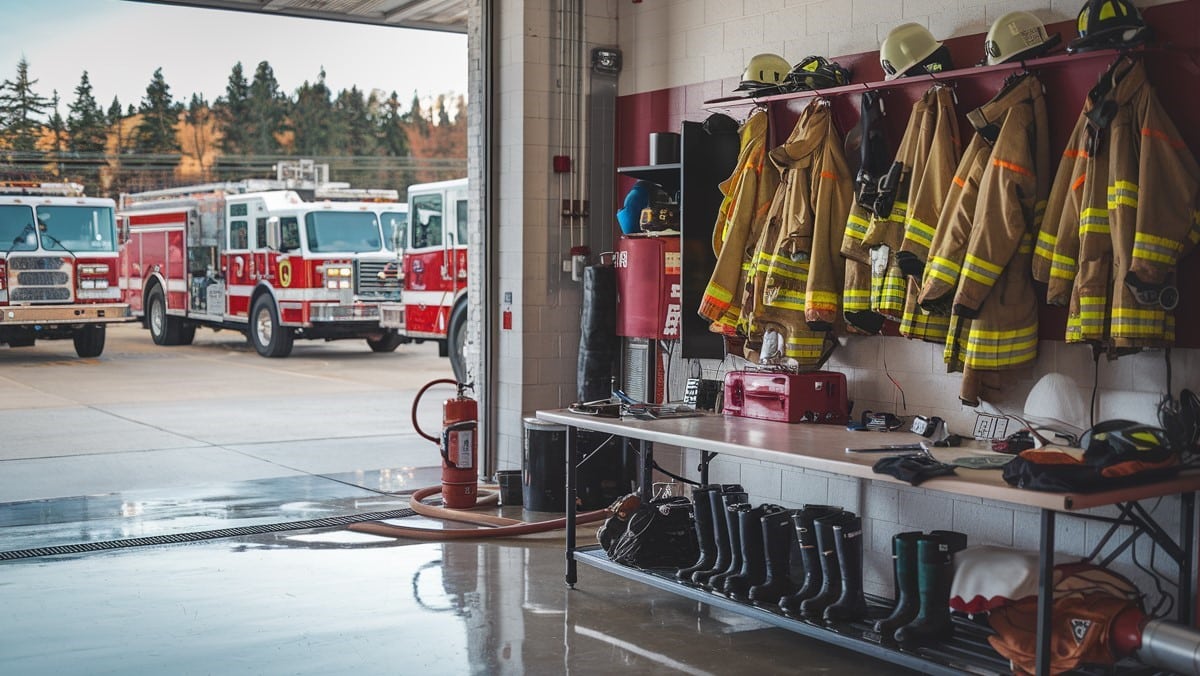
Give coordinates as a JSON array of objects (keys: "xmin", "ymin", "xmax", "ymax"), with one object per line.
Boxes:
[
  {"xmin": 823, "ymin": 513, "xmax": 867, "ymax": 622},
  {"xmin": 779, "ymin": 505, "xmax": 842, "ymax": 617},
  {"xmin": 799, "ymin": 511, "xmax": 853, "ymax": 619},
  {"xmin": 709, "ymin": 502, "xmax": 751, "ymax": 591},
  {"xmin": 872, "ymin": 532, "xmax": 922, "ymax": 635},
  {"xmin": 722, "ymin": 505, "xmax": 768, "ymax": 601},
  {"xmin": 749, "ymin": 505, "xmax": 797, "ymax": 606},
  {"xmin": 893, "ymin": 530, "xmax": 967, "ymax": 645},
  {"xmin": 691, "ymin": 485, "xmax": 746, "ymax": 586},
  {"xmin": 676, "ymin": 486, "xmax": 718, "ymax": 582}
]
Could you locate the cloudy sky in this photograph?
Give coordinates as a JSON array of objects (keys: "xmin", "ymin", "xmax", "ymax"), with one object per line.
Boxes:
[{"xmin": 0, "ymin": 0, "xmax": 467, "ymax": 112}]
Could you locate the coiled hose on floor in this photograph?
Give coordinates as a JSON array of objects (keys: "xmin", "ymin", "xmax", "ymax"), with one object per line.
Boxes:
[
  {"xmin": 348, "ymin": 379, "xmax": 610, "ymax": 540},
  {"xmin": 349, "ymin": 485, "xmax": 609, "ymax": 540}
]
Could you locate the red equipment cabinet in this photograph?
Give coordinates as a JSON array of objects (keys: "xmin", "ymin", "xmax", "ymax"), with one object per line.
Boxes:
[{"xmin": 615, "ymin": 234, "xmax": 681, "ymax": 339}]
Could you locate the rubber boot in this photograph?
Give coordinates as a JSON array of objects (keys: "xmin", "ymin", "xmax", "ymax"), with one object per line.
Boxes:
[
  {"xmin": 722, "ymin": 505, "xmax": 768, "ymax": 601},
  {"xmin": 872, "ymin": 532, "xmax": 922, "ymax": 635},
  {"xmin": 676, "ymin": 486, "xmax": 718, "ymax": 582},
  {"xmin": 799, "ymin": 511, "xmax": 854, "ymax": 619},
  {"xmin": 749, "ymin": 505, "xmax": 797, "ymax": 606},
  {"xmin": 691, "ymin": 485, "xmax": 746, "ymax": 586},
  {"xmin": 823, "ymin": 513, "xmax": 867, "ymax": 622},
  {"xmin": 893, "ymin": 530, "xmax": 967, "ymax": 646},
  {"xmin": 779, "ymin": 505, "xmax": 842, "ymax": 617},
  {"xmin": 709, "ymin": 502, "xmax": 751, "ymax": 591}
]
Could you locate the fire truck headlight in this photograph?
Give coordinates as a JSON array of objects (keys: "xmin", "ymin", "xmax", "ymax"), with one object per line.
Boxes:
[
  {"xmin": 338, "ymin": 280, "xmax": 351, "ymax": 289},
  {"xmin": 79, "ymin": 264, "xmax": 110, "ymax": 276}
]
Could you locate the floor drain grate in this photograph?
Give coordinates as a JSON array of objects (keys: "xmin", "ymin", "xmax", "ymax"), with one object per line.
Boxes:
[{"xmin": 0, "ymin": 508, "xmax": 417, "ymax": 561}]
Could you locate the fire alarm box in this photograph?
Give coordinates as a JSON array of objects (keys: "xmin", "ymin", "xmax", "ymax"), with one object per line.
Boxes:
[{"xmin": 615, "ymin": 235, "xmax": 681, "ymax": 339}]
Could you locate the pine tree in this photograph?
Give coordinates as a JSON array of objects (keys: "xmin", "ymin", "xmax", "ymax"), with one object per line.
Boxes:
[
  {"xmin": 246, "ymin": 60, "xmax": 286, "ymax": 155},
  {"xmin": 214, "ymin": 62, "xmax": 251, "ymax": 156},
  {"xmin": 67, "ymin": 71, "xmax": 108, "ymax": 154},
  {"xmin": 335, "ymin": 85, "xmax": 376, "ymax": 156},
  {"xmin": 0, "ymin": 58, "xmax": 52, "ymax": 152},
  {"xmin": 132, "ymin": 67, "xmax": 181, "ymax": 154},
  {"xmin": 292, "ymin": 68, "xmax": 343, "ymax": 156},
  {"xmin": 185, "ymin": 93, "xmax": 214, "ymax": 177}
]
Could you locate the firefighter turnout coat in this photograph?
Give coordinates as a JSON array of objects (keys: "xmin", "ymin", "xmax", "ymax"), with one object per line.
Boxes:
[
  {"xmin": 700, "ymin": 110, "xmax": 780, "ymax": 336},
  {"xmin": 1035, "ymin": 57, "xmax": 1200, "ymax": 351},
  {"xmin": 741, "ymin": 99, "xmax": 852, "ymax": 366},
  {"xmin": 918, "ymin": 73, "xmax": 1050, "ymax": 405}
]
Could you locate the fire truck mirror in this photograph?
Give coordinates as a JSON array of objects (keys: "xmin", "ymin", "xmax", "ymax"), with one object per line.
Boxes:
[
  {"xmin": 117, "ymin": 217, "xmax": 130, "ymax": 245},
  {"xmin": 265, "ymin": 217, "xmax": 281, "ymax": 251}
]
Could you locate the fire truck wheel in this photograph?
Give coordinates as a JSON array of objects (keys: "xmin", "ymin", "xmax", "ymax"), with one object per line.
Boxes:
[
  {"xmin": 448, "ymin": 301, "xmax": 468, "ymax": 384},
  {"xmin": 367, "ymin": 332, "xmax": 404, "ymax": 353},
  {"xmin": 177, "ymin": 323, "xmax": 196, "ymax": 346},
  {"xmin": 73, "ymin": 325, "xmax": 106, "ymax": 358},
  {"xmin": 250, "ymin": 295, "xmax": 294, "ymax": 358},
  {"xmin": 147, "ymin": 285, "xmax": 183, "ymax": 346}
]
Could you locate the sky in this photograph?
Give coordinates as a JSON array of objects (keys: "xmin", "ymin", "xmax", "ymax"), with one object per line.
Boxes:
[{"xmin": 0, "ymin": 0, "xmax": 468, "ymax": 113}]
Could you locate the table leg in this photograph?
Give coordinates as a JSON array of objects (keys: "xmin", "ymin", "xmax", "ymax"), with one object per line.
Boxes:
[
  {"xmin": 639, "ymin": 439, "xmax": 653, "ymax": 497},
  {"xmin": 1183, "ymin": 491, "xmax": 1195, "ymax": 626},
  {"xmin": 1036, "ymin": 509, "xmax": 1055, "ymax": 676},
  {"xmin": 565, "ymin": 425, "xmax": 578, "ymax": 588}
]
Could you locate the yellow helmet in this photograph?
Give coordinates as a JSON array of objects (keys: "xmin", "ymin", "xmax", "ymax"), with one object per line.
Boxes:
[
  {"xmin": 984, "ymin": 11, "xmax": 1060, "ymax": 66},
  {"xmin": 880, "ymin": 23, "xmax": 950, "ymax": 81},
  {"xmin": 735, "ymin": 53, "xmax": 791, "ymax": 94}
]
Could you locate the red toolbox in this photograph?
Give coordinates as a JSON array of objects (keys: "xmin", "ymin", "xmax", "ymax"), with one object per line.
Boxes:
[
  {"xmin": 723, "ymin": 371, "xmax": 851, "ymax": 424},
  {"xmin": 615, "ymin": 234, "xmax": 681, "ymax": 339}
]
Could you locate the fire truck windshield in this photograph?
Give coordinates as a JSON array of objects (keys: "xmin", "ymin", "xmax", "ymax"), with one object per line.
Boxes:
[
  {"xmin": 380, "ymin": 210, "xmax": 407, "ymax": 252},
  {"xmin": 33, "ymin": 205, "xmax": 118, "ymax": 253},
  {"xmin": 304, "ymin": 211, "xmax": 383, "ymax": 253},
  {"xmin": 0, "ymin": 205, "xmax": 39, "ymax": 252}
]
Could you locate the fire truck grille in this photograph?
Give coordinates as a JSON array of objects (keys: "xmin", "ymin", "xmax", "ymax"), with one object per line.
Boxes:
[
  {"xmin": 7, "ymin": 256, "xmax": 74, "ymax": 303},
  {"xmin": 356, "ymin": 260, "xmax": 401, "ymax": 301}
]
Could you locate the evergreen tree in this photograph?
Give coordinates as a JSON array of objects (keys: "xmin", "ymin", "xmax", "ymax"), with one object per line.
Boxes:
[
  {"xmin": 291, "ymin": 68, "xmax": 343, "ymax": 156},
  {"xmin": 378, "ymin": 91, "xmax": 410, "ymax": 158},
  {"xmin": 334, "ymin": 85, "xmax": 376, "ymax": 156},
  {"xmin": 67, "ymin": 71, "xmax": 108, "ymax": 154},
  {"xmin": 405, "ymin": 91, "xmax": 429, "ymax": 137},
  {"xmin": 46, "ymin": 91, "xmax": 67, "ymax": 152},
  {"xmin": 185, "ymin": 93, "xmax": 214, "ymax": 177},
  {"xmin": 0, "ymin": 58, "xmax": 52, "ymax": 152},
  {"xmin": 246, "ymin": 60, "xmax": 286, "ymax": 155},
  {"xmin": 214, "ymin": 62, "xmax": 251, "ymax": 156},
  {"xmin": 132, "ymin": 67, "xmax": 181, "ymax": 154}
]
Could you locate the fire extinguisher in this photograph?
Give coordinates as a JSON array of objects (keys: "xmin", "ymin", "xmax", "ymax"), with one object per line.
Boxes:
[{"xmin": 413, "ymin": 378, "xmax": 478, "ymax": 509}]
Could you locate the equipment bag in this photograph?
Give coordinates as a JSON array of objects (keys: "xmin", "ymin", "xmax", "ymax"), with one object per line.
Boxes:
[{"xmin": 599, "ymin": 495, "xmax": 698, "ymax": 569}]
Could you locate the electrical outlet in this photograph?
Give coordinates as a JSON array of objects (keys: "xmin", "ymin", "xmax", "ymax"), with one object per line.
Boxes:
[{"xmin": 972, "ymin": 413, "xmax": 1009, "ymax": 440}]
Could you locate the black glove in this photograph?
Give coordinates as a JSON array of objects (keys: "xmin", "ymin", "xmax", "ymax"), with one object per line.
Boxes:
[
  {"xmin": 873, "ymin": 454, "xmax": 957, "ymax": 486},
  {"xmin": 895, "ymin": 250, "xmax": 925, "ymax": 280}
]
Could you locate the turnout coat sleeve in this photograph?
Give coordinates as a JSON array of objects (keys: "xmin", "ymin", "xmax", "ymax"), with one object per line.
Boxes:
[
  {"xmin": 699, "ymin": 110, "xmax": 778, "ymax": 335},
  {"xmin": 1034, "ymin": 112, "xmax": 1089, "ymax": 299}
]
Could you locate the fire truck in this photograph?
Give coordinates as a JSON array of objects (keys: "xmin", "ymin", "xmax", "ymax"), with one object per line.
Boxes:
[
  {"xmin": 0, "ymin": 181, "xmax": 131, "ymax": 357},
  {"xmin": 380, "ymin": 177, "xmax": 469, "ymax": 381},
  {"xmin": 117, "ymin": 161, "xmax": 407, "ymax": 357}
]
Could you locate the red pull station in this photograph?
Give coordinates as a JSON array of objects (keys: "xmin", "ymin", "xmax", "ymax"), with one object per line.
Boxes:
[{"xmin": 553, "ymin": 155, "xmax": 571, "ymax": 173}]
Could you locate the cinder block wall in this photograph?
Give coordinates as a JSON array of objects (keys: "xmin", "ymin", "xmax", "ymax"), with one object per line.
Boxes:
[{"xmin": 613, "ymin": 0, "xmax": 1199, "ymax": 601}]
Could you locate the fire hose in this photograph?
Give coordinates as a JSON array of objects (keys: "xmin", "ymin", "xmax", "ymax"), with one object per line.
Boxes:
[
  {"xmin": 349, "ymin": 485, "xmax": 609, "ymax": 540},
  {"xmin": 348, "ymin": 377, "xmax": 610, "ymax": 540}
]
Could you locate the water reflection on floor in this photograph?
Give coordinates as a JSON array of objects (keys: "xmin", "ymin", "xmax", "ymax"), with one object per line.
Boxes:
[{"xmin": 0, "ymin": 475, "xmax": 908, "ymax": 675}]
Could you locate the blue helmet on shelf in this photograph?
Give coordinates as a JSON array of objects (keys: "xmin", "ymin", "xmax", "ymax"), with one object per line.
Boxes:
[{"xmin": 617, "ymin": 180, "xmax": 657, "ymax": 234}]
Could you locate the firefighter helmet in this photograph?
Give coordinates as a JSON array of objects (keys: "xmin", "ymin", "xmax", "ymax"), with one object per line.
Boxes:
[
  {"xmin": 734, "ymin": 53, "xmax": 791, "ymax": 94},
  {"xmin": 880, "ymin": 23, "xmax": 952, "ymax": 81},
  {"xmin": 984, "ymin": 11, "xmax": 1062, "ymax": 66},
  {"xmin": 617, "ymin": 180, "xmax": 655, "ymax": 235},
  {"xmin": 1068, "ymin": 0, "xmax": 1152, "ymax": 53},
  {"xmin": 783, "ymin": 55, "xmax": 852, "ymax": 92},
  {"xmin": 638, "ymin": 186, "xmax": 679, "ymax": 232}
]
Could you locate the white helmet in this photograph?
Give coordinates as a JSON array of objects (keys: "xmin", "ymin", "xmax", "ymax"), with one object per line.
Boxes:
[
  {"xmin": 880, "ymin": 23, "xmax": 948, "ymax": 81},
  {"xmin": 984, "ymin": 11, "xmax": 1061, "ymax": 66}
]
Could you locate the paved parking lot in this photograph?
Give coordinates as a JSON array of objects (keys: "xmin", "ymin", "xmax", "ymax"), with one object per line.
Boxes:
[{"xmin": 0, "ymin": 322, "xmax": 455, "ymax": 503}]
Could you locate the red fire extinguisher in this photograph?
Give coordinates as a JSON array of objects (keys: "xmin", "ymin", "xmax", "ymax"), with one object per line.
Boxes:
[{"xmin": 414, "ymin": 379, "xmax": 478, "ymax": 509}]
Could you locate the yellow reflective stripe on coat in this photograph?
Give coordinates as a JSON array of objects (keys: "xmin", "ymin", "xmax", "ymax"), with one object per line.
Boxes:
[
  {"xmin": 1049, "ymin": 252, "xmax": 1077, "ymax": 280},
  {"xmin": 845, "ymin": 213, "xmax": 870, "ymax": 241},
  {"xmin": 888, "ymin": 201, "xmax": 909, "ymax": 223},
  {"xmin": 807, "ymin": 290, "xmax": 840, "ymax": 313},
  {"xmin": 962, "ymin": 324, "xmax": 1038, "ymax": 369},
  {"xmin": 1132, "ymin": 231, "xmax": 1183, "ymax": 266},
  {"xmin": 786, "ymin": 333, "xmax": 828, "ymax": 361},
  {"xmin": 904, "ymin": 215, "xmax": 936, "ymax": 249},
  {"xmin": 1034, "ymin": 229, "xmax": 1058, "ymax": 263},
  {"xmin": 962, "ymin": 253, "xmax": 1003, "ymax": 285},
  {"xmin": 927, "ymin": 255, "xmax": 961, "ymax": 286},
  {"xmin": 843, "ymin": 288, "xmax": 871, "ymax": 311},
  {"xmin": 1018, "ymin": 232, "xmax": 1033, "ymax": 255},
  {"xmin": 1111, "ymin": 306, "xmax": 1168, "ymax": 338},
  {"xmin": 1079, "ymin": 208, "xmax": 1110, "ymax": 235},
  {"xmin": 1107, "ymin": 180, "xmax": 1139, "ymax": 209},
  {"xmin": 899, "ymin": 309, "xmax": 949, "ymax": 342}
]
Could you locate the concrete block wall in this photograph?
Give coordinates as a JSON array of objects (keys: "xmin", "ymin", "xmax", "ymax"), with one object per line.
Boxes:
[{"xmin": 613, "ymin": 0, "xmax": 1198, "ymax": 602}]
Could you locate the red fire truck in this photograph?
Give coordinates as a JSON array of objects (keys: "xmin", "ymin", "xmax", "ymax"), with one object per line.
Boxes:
[
  {"xmin": 380, "ymin": 177, "xmax": 468, "ymax": 380},
  {"xmin": 117, "ymin": 161, "xmax": 407, "ymax": 357},
  {"xmin": 0, "ymin": 181, "xmax": 131, "ymax": 357}
]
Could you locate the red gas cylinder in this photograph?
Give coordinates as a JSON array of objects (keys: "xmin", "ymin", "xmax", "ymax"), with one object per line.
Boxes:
[{"xmin": 440, "ymin": 386, "xmax": 478, "ymax": 508}]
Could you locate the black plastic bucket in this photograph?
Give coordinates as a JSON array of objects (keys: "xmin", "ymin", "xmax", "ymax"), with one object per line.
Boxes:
[{"xmin": 522, "ymin": 418, "xmax": 638, "ymax": 512}]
